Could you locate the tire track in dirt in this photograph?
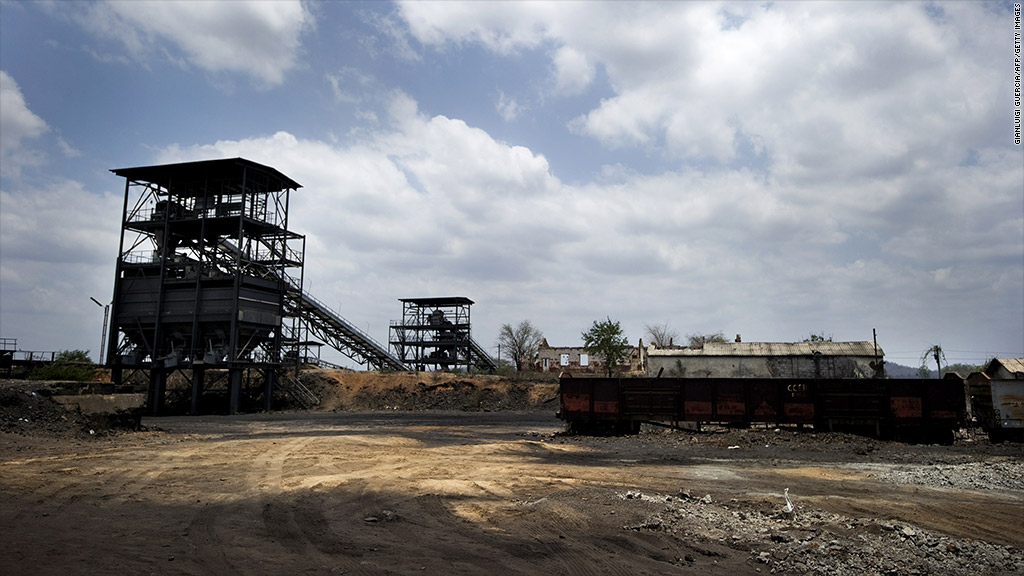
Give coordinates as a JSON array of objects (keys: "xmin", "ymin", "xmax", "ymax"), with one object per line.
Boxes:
[
  {"xmin": 451, "ymin": 441, "xmax": 619, "ymax": 575},
  {"xmin": 366, "ymin": 438, "xmax": 676, "ymax": 575},
  {"xmin": 185, "ymin": 504, "xmax": 238, "ymax": 573},
  {"xmin": 505, "ymin": 483, "xmax": 698, "ymax": 576},
  {"xmin": 181, "ymin": 437, "xmax": 318, "ymax": 575},
  {"xmin": 264, "ymin": 436, "xmax": 626, "ymax": 574},
  {"xmin": 510, "ymin": 494, "xmax": 631, "ymax": 576},
  {"xmin": 250, "ymin": 436, "xmax": 380, "ymax": 576}
]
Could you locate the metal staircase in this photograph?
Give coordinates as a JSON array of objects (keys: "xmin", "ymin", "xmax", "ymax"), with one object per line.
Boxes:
[
  {"xmin": 215, "ymin": 238, "xmax": 409, "ymax": 371},
  {"xmin": 278, "ymin": 373, "xmax": 321, "ymax": 409},
  {"xmin": 287, "ymin": 288, "xmax": 409, "ymax": 371},
  {"xmin": 468, "ymin": 337, "xmax": 498, "ymax": 371}
]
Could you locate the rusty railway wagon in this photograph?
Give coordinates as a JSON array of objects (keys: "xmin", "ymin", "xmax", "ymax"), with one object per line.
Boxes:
[{"xmin": 558, "ymin": 375, "xmax": 966, "ymax": 444}]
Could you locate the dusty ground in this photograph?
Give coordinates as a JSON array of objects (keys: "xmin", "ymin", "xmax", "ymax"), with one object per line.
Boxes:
[{"xmin": 1, "ymin": 373, "xmax": 1022, "ymax": 575}]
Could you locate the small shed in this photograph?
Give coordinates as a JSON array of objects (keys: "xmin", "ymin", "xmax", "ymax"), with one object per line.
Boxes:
[
  {"xmin": 966, "ymin": 358, "xmax": 1024, "ymax": 442},
  {"xmin": 982, "ymin": 358, "xmax": 1024, "ymax": 380}
]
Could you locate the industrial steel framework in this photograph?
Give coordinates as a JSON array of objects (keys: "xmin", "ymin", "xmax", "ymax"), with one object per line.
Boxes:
[
  {"xmin": 107, "ymin": 158, "xmax": 306, "ymax": 414},
  {"xmin": 389, "ymin": 297, "xmax": 497, "ymax": 372}
]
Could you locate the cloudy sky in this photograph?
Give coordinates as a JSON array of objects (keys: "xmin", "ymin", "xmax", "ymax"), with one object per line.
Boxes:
[{"xmin": 1, "ymin": 1, "xmax": 1021, "ymax": 369}]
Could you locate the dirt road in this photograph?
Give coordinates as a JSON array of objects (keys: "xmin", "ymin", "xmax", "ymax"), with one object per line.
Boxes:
[{"xmin": 2, "ymin": 411, "xmax": 1022, "ymax": 575}]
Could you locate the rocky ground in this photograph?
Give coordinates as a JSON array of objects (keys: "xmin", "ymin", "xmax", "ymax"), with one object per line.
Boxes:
[
  {"xmin": 559, "ymin": 426, "xmax": 1024, "ymax": 575},
  {"xmin": 616, "ymin": 486, "xmax": 1021, "ymax": 576}
]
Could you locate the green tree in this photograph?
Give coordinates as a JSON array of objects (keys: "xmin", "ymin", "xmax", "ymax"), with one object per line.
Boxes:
[
  {"xmin": 920, "ymin": 344, "xmax": 946, "ymax": 379},
  {"xmin": 644, "ymin": 322, "xmax": 679, "ymax": 348},
  {"xmin": 496, "ymin": 320, "xmax": 544, "ymax": 373},
  {"xmin": 686, "ymin": 331, "xmax": 726, "ymax": 348},
  {"xmin": 946, "ymin": 362, "xmax": 983, "ymax": 377},
  {"xmin": 804, "ymin": 333, "xmax": 833, "ymax": 343},
  {"xmin": 28, "ymin": 349, "xmax": 96, "ymax": 381},
  {"xmin": 55, "ymin": 350, "xmax": 92, "ymax": 363},
  {"xmin": 582, "ymin": 317, "xmax": 630, "ymax": 377}
]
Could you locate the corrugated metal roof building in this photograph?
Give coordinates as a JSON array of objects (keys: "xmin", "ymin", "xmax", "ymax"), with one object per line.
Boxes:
[
  {"xmin": 985, "ymin": 358, "xmax": 1024, "ymax": 379},
  {"xmin": 967, "ymin": 358, "xmax": 1024, "ymax": 437},
  {"xmin": 644, "ymin": 341, "xmax": 884, "ymax": 378}
]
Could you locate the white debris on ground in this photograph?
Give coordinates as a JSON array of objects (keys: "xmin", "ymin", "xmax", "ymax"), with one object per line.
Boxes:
[{"xmin": 618, "ymin": 489, "xmax": 1023, "ymax": 576}]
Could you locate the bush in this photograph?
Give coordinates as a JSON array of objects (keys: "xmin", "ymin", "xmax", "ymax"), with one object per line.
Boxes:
[{"xmin": 27, "ymin": 349, "xmax": 97, "ymax": 382}]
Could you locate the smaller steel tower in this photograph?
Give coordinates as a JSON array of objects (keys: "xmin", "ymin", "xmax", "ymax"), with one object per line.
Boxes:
[{"xmin": 390, "ymin": 297, "xmax": 477, "ymax": 371}]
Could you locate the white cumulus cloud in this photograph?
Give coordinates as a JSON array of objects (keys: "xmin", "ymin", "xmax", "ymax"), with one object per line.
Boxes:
[
  {"xmin": 0, "ymin": 71, "xmax": 49, "ymax": 177},
  {"xmin": 395, "ymin": 1, "xmax": 1008, "ymax": 181},
  {"xmin": 68, "ymin": 0, "xmax": 314, "ymax": 86}
]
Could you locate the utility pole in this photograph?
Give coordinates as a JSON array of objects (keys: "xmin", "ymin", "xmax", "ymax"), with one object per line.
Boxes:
[{"xmin": 90, "ymin": 297, "xmax": 110, "ymax": 364}]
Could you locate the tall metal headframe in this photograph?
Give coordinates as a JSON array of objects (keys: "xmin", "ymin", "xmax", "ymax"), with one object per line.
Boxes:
[
  {"xmin": 390, "ymin": 297, "xmax": 476, "ymax": 371},
  {"xmin": 107, "ymin": 158, "xmax": 305, "ymax": 414}
]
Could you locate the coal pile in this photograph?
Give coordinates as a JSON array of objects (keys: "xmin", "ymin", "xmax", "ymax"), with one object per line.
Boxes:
[
  {"xmin": 0, "ymin": 381, "xmax": 89, "ymax": 438},
  {"xmin": 347, "ymin": 380, "xmax": 544, "ymax": 412},
  {"xmin": 0, "ymin": 380, "xmax": 144, "ymax": 438},
  {"xmin": 297, "ymin": 369, "xmax": 559, "ymax": 413}
]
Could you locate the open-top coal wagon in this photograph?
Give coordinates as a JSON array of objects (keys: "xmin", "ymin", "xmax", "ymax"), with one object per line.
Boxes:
[{"xmin": 558, "ymin": 375, "xmax": 965, "ymax": 444}]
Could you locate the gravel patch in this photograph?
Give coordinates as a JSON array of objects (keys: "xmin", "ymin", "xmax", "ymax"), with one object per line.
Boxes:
[
  {"xmin": 868, "ymin": 460, "xmax": 1024, "ymax": 492},
  {"xmin": 621, "ymin": 489, "xmax": 1023, "ymax": 576}
]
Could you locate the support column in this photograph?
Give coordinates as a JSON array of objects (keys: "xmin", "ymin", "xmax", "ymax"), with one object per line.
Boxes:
[
  {"xmin": 148, "ymin": 369, "xmax": 166, "ymax": 416},
  {"xmin": 190, "ymin": 365, "xmax": 206, "ymax": 415},
  {"xmin": 263, "ymin": 370, "xmax": 276, "ymax": 412},
  {"xmin": 228, "ymin": 368, "xmax": 243, "ymax": 415}
]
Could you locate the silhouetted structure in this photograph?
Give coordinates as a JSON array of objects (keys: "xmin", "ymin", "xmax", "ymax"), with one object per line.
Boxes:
[
  {"xmin": 390, "ymin": 297, "xmax": 497, "ymax": 372},
  {"xmin": 108, "ymin": 158, "xmax": 306, "ymax": 414}
]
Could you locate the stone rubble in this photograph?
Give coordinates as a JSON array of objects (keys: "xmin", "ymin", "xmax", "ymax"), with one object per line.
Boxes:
[{"xmin": 618, "ymin": 484, "xmax": 1023, "ymax": 576}]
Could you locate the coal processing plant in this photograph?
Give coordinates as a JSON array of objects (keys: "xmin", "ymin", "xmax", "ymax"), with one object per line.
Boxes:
[{"xmin": 106, "ymin": 158, "xmax": 496, "ymax": 415}]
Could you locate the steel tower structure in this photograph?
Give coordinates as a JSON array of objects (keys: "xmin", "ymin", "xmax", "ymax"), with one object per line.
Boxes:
[
  {"xmin": 107, "ymin": 158, "xmax": 305, "ymax": 414},
  {"xmin": 389, "ymin": 297, "xmax": 497, "ymax": 372}
]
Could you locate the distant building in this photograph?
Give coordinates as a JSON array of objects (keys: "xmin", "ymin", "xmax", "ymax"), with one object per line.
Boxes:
[
  {"xmin": 643, "ymin": 340, "xmax": 884, "ymax": 379},
  {"xmin": 534, "ymin": 338, "xmax": 644, "ymax": 374},
  {"xmin": 978, "ymin": 358, "xmax": 1024, "ymax": 380},
  {"xmin": 966, "ymin": 358, "xmax": 1024, "ymax": 438}
]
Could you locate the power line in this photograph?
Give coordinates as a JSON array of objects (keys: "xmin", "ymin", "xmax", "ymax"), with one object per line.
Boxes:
[{"xmin": 885, "ymin": 349, "xmax": 1023, "ymax": 355}]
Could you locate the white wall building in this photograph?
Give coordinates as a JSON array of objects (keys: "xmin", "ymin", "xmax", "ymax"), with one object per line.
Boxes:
[{"xmin": 644, "ymin": 341, "xmax": 884, "ymax": 379}]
